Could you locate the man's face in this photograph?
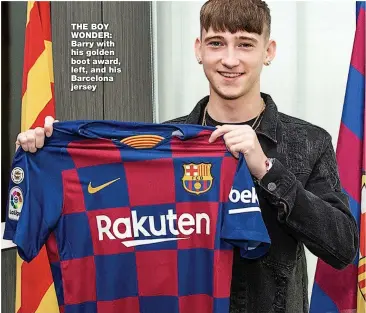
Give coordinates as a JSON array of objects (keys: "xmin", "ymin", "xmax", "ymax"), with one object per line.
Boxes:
[{"xmin": 196, "ymin": 27, "xmax": 274, "ymax": 100}]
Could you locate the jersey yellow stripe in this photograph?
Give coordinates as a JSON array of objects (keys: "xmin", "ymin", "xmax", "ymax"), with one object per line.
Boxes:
[
  {"xmin": 131, "ymin": 142, "xmax": 161, "ymax": 146},
  {"xmin": 129, "ymin": 141, "xmax": 159, "ymax": 144},
  {"xmin": 121, "ymin": 135, "xmax": 165, "ymax": 148},
  {"xmin": 122, "ymin": 136, "xmax": 164, "ymax": 143},
  {"xmin": 127, "ymin": 143, "xmax": 157, "ymax": 148},
  {"xmin": 123, "ymin": 138, "xmax": 162, "ymax": 145}
]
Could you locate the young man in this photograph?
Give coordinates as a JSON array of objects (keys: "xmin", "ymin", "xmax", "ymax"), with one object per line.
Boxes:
[{"xmin": 15, "ymin": 0, "xmax": 358, "ymax": 312}]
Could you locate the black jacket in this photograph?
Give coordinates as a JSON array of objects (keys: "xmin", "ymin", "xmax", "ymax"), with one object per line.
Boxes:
[{"xmin": 164, "ymin": 93, "xmax": 359, "ymax": 313}]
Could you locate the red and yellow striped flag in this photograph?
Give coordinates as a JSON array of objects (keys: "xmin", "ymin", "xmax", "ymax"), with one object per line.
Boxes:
[{"xmin": 17, "ymin": 1, "xmax": 59, "ymax": 313}]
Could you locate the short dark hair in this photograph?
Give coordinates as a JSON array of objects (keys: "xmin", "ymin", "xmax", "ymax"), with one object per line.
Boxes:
[{"xmin": 200, "ymin": 0, "xmax": 271, "ymax": 38}]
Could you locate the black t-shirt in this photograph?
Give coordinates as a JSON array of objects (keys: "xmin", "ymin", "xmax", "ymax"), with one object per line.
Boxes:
[{"xmin": 204, "ymin": 111, "xmax": 262, "ymax": 127}]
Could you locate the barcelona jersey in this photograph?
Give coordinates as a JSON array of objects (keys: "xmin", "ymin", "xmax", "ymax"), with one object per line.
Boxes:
[{"xmin": 4, "ymin": 121, "xmax": 270, "ymax": 313}]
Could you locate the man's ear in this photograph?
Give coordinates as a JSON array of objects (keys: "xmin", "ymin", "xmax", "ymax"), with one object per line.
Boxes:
[
  {"xmin": 264, "ymin": 39, "xmax": 276, "ymax": 65},
  {"xmin": 195, "ymin": 37, "xmax": 203, "ymax": 64}
]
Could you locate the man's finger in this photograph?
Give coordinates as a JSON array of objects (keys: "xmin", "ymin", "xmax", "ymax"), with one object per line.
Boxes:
[
  {"xmin": 228, "ymin": 143, "xmax": 241, "ymax": 159},
  {"xmin": 25, "ymin": 130, "xmax": 36, "ymax": 152},
  {"xmin": 223, "ymin": 136, "xmax": 242, "ymax": 148},
  {"xmin": 35, "ymin": 127, "xmax": 45, "ymax": 148},
  {"xmin": 44, "ymin": 116, "xmax": 55, "ymax": 137},
  {"xmin": 209, "ymin": 125, "xmax": 236, "ymax": 143},
  {"xmin": 15, "ymin": 141, "xmax": 20, "ymax": 152},
  {"xmin": 17, "ymin": 133, "xmax": 29, "ymax": 151},
  {"xmin": 223, "ymin": 128, "xmax": 246, "ymax": 141}
]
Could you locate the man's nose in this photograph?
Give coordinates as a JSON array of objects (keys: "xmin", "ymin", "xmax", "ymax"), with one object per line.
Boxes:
[{"xmin": 221, "ymin": 48, "xmax": 240, "ymax": 68}]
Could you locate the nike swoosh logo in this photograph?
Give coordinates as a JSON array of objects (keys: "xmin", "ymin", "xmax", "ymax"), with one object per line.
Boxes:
[
  {"xmin": 228, "ymin": 207, "xmax": 261, "ymax": 214},
  {"xmin": 121, "ymin": 237, "xmax": 189, "ymax": 247},
  {"xmin": 88, "ymin": 178, "xmax": 120, "ymax": 194}
]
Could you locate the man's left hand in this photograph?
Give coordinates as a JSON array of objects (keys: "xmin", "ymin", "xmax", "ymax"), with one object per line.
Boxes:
[{"xmin": 209, "ymin": 125, "xmax": 268, "ymax": 180}]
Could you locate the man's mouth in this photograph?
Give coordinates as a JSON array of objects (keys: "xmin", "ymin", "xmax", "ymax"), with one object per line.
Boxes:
[{"xmin": 218, "ymin": 71, "xmax": 244, "ymax": 78}]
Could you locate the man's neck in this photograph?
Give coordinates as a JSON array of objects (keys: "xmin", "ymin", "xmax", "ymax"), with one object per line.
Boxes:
[{"xmin": 206, "ymin": 90, "xmax": 263, "ymax": 123}]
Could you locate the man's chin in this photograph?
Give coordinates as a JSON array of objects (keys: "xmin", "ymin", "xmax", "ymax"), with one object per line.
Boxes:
[
  {"xmin": 210, "ymin": 83, "xmax": 247, "ymax": 100},
  {"xmin": 217, "ymin": 92, "xmax": 244, "ymax": 100}
]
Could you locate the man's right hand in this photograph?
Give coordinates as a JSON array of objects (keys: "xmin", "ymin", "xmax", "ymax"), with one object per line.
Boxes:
[{"xmin": 15, "ymin": 116, "xmax": 58, "ymax": 152}]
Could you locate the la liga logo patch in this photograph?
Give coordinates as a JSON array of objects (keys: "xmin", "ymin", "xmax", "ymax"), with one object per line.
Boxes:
[{"xmin": 8, "ymin": 186, "xmax": 23, "ymax": 221}]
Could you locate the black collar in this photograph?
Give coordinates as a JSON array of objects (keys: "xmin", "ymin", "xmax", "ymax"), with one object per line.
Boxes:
[{"xmin": 184, "ymin": 92, "xmax": 278, "ymax": 143}]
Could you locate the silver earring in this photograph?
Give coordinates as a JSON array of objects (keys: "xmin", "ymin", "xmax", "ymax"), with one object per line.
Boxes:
[
  {"xmin": 265, "ymin": 60, "xmax": 271, "ymax": 66},
  {"xmin": 197, "ymin": 58, "xmax": 202, "ymax": 64}
]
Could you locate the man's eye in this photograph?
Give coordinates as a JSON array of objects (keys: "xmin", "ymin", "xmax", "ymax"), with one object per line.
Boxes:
[
  {"xmin": 240, "ymin": 43, "xmax": 254, "ymax": 48},
  {"xmin": 208, "ymin": 41, "xmax": 223, "ymax": 47}
]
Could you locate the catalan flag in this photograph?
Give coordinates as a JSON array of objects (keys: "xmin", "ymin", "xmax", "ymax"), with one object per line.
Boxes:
[
  {"xmin": 310, "ymin": 2, "xmax": 365, "ymax": 313},
  {"xmin": 16, "ymin": 1, "xmax": 59, "ymax": 313}
]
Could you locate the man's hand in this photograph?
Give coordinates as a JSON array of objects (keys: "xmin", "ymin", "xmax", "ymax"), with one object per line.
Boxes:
[
  {"xmin": 15, "ymin": 116, "xmax": 58, "ymax": 152},
  {"xmin": 209, "ymin": 125, "xmax": 268, "ymax": 180}
]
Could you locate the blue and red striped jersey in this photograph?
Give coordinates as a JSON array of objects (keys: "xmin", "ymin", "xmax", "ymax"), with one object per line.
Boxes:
[{"xmin": 4, "ymin": 121, "xmax": 270, "ymax": 313}]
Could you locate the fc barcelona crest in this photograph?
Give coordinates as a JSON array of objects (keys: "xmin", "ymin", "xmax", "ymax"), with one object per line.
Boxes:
[{"xmin": 182, "ymin": 163, "xmax": 213, "ymax": 195}]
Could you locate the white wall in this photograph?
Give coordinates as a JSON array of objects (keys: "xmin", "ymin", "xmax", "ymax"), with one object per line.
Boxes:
[{"xmin": 153, "ymin": 0, "xmax": 355, "ymax": 302}]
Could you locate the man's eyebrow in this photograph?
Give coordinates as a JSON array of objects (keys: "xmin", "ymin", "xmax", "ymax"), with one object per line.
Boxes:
[
  {"xmin": 237, "ymin": 36, "xmax": 258, "ymax": 43},
  {"xmin": 204, "ymin": 35, "xmax": 258, "ymax": 43},
  {"xmin": 204, "ymin": 35, "xmax": 225, "ymax": 43}
]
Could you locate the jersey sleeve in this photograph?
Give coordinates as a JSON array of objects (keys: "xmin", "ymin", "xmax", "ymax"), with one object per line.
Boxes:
[
  {"xmin": 221, "ymin": 155, "xmax": 271, "ymax": 259},
  {"xmin": 3, "ymin": 148, "xmax": 63, "ymax": 262}
]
